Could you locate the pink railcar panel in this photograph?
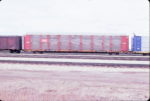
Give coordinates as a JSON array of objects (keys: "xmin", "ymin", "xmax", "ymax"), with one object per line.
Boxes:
[
  {"xmin": 24, "ymin": 35, "xmax": 31, "ymax": 50},
  {"xmin": 121, "ymin": 36, "xmax": 129, "ymax": 52}
]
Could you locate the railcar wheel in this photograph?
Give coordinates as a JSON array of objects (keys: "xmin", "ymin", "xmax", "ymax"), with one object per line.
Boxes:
[
  {"xmin": 142, "ymin": 53, "xmax": 148, "ymax": 56},
  {"xmin": 109, "ymin": 53, "xmax": 112, "ymax": 55},
  {"xmin": 33, "ymin": 51, "xmax": 37, "ymax": 54},
  {"xmin": 39, "ymin": 51, "xmax": 43, "ymax": 54},
  {"xmin": 16, "ymin": 50, "xmax": 21, "ymax": 53},
  {"xmin": 115, "ymin": 53, "xmax": 119, "ymax": 55},
  {"xmin": 10, "ymin": 50, "xmax": 14, "ymax": 53}
]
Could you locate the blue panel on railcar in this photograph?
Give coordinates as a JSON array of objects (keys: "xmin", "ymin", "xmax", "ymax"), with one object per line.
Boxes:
[{"xmin": 132, "ymin": 36, "xmax": 141, "ymax": 51}]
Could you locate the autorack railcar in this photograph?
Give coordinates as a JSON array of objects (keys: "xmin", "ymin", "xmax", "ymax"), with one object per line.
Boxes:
[{"xmin": 23, "ymin": 35, "xmax": 129, "ymax": 54}]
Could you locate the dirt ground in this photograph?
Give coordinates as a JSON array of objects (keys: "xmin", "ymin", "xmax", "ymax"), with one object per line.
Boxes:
[{"xmin": 0, "ymin": 67, "xmax": 149, "ymax": 101}]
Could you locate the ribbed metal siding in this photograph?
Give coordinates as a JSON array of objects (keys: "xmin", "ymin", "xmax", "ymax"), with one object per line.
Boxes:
[
  {"xmin": 93, "ymin": 36, "xmax": 123, "ymax": 52},
  {"xmin": 93, "ymin": 36, "xmax": 103, "ymax": 52},
  {"xmin": 111, "ymin": 36, "xmax": 121, "ymax": 51},
  {"xmin": 24, "ymin": 35, "xmax": 31, "ymax": 50},
  {"xmin": 41, "ymin": 35, "xmax": 49, "ymax": 50},
  {"xmin": 82, "ymin": 35, "xmax": 91, "ymax": 51},
  {"xmin": 72, "ymin": 35, "xmax": 80, "ymax": 51},
  {"xmin": 120, "ymin": 36, "xmax": 129, "ymax": 52},
  {"xmin": 60, "ymin": 35, "xmax": 70, "ymax": 51},
  {"xmin": 32, "ymin": 35, "xmax": 40, "ymax": 50},
  {"xmin": 50, "ymin": 35, "xmax": 57, "ymax": 51},
  {"xmin": 132, "ymin": 36, "xmax": 141, "ymax": 51},
  {"xmin": 104, "ymin": 36, "xmax": 110, "ymax": 51}
]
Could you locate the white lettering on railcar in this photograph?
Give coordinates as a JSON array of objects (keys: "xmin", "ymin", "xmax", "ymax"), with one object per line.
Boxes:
[{"xmin": 41, "ymin": 39, "xmax": 48, "ymax": 43}]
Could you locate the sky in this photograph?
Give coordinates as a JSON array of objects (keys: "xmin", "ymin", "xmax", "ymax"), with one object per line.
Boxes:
[{"xmin": 0, "ymin": 0, "xmax": 149, "ymax": 36}]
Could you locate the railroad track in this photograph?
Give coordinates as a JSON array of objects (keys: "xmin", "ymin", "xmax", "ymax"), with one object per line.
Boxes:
[
  {"xmin": 0, "ymin": 57, "xmax": 149, "ymax": 68},
  {"xmin": 0, "ymin": 53, "xmax": 149, "ymax": 61}
]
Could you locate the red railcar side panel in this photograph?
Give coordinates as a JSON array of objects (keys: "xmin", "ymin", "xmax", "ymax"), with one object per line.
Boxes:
[
  {"xmin": 47, "ymin": 35, "xmax": 50, "ymax": 50},
  {"xmin": 101, "ymin": 36, "xmax": 105, "ymax": 51},
  {"xmin": 80, "ymin": 35, "xmax": 83, "ymax": 51},
  {"xmin": 40, "ymin": 35, "xmax": 43, "ymax": 50},
  {"xmin": 109, "ymin": 36, "xmax": 113, "ymax": 52},
  {"xmin": 121, "ymin": 36, "xmax": 129, "ymax": 52},
  {"xmin": 24, "ymin": 35, "xmax": 31, "ymax": 50},
  {"xmin": 90, "ymin": 35, "xmax": 94, "ymax": 51},
  {"xmin": 57, "ymin": 35, "xmax": 61, "ymax": 51},
  {"xmin": 69, "ymin": 35, "xmax": 72, "ymax": 51}
]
